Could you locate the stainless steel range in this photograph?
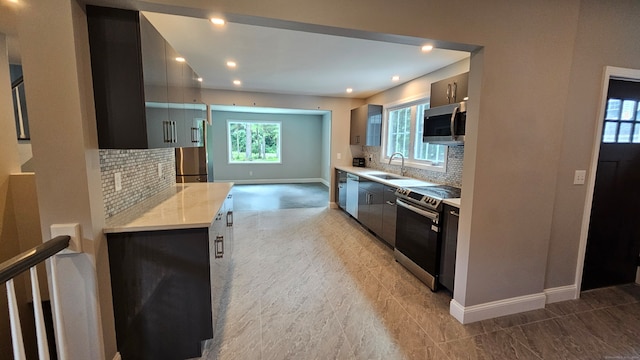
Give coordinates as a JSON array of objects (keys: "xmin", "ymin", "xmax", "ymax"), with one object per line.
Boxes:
[{"xmin": 394, "ymin": 185, "xmax": 461, "ymax": 291}]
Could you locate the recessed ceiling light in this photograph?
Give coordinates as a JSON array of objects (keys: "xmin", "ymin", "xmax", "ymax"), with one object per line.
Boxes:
[
  {"xmin": 346, "ymin": 88, "xmax": 353, "ymax": 93},
  {"xmin": 392, "ymin": 75, "xmax": 400, "ymax": 82},
  {"xmin": 8, "ymin": 0, "xmax": 18, "ymax": 3},
  {"xmin": 197, "ymin": 78, "xmax": 203, "ymax": 82},
  {"xmin": 175, "ymin": 57, "xmax": 186, "ymax": 62},
  {"xmin": 233, "ymin": 80, "xmax": 241, "ymax": 86},
  {"xmin": 421, "ymin": 45, "xmax": 434, "ymax": 52},
  {"xmin": 226, "ymin": 61, "xmax": 237, "ymax": 68},
  {"xmin": 210, "ymin": 18, "xmax": 226, "ymax": 26}
]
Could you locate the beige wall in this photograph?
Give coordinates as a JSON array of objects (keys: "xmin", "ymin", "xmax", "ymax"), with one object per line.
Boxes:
[
  {"xmin": 3, "ymin": 0, "xmax": 639, "ymax": 356},
  {"xmin": 142, "ymin": 0, "xmax": 582, "ymax": 308},
  {"xmin": 0, "ymin": 32, "xmax": 23, "ymax": 359},
  {"xmin": 546, "ymin": 0, "xmax": 640, "ymax": 289},
  {"xmin": 15, "ymin": 0, "xmax": 114, "ymax": 358}
]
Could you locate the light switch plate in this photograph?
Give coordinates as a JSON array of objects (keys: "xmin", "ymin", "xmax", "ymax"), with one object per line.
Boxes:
[
  {"xmin": 158, "ymin": 163, "xmax": 163, "ymax": 178},
  {"xmin": 573, "ymin": 170, "xmax": 586, "ymax": 185},
  {"xmin": 337, "ymin": 153, "xmax": 342, "ymax": 160},
  {"xmin": 50, "ymin": 223, "xmax": 82, "ymax": 254}
]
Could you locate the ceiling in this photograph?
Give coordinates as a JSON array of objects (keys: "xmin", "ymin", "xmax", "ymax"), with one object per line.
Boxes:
[
  {"xmin": 0, "ymin": 1, "xmax": 470, "ymax": 100},
  {"xmin": 143, "ymin": 12, "xmax": 469, "ymax": 99}
]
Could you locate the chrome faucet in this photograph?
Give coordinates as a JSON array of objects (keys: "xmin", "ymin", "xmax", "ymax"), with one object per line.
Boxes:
[{"xmin": 388, "ymin": 152, "xmax": 406, "ymax": 176}]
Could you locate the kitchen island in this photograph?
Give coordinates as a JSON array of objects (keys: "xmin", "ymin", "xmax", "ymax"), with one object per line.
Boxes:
[{"xmin": 104, "ymin": 182, "xmax": 234, "ymax": 360}]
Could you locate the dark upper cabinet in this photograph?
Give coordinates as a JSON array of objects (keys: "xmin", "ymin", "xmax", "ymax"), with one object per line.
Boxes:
[
  {"xmin": 430, "ymin": 72, "xmax": 469, "ymax": 108},
  {"xmin": 86, "ymin": 6, "xmax": 202, "ymax": 149},
  {"xmin": 350, "ymin": 104, "xmax": 382, "ymax": 146}
]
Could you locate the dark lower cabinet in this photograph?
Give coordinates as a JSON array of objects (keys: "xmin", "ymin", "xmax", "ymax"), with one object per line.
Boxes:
[
  {"xmin": 439, "ymin": 204, "xmax": 459, "ymax": 292},
  {"xmin": 336, "ymin": 170, "xmax": 347, "ymax": 209},
  {"xmin": 107, "ymin": 228, "xmax": 212, "ymax": 360},
  {"xmin": 381, "ymin": 186, "xmax": 397, "ymax": 247},
  {"xmin": 358, "ymin": 179, "xmax": 383, "ymax": 236}
]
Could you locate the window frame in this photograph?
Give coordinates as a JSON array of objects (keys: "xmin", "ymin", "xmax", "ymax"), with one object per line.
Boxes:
[
  {"xmin": 226, "ymin": 119, "xmax": 283, "ymax": 164},
  {"xmin": 380, "ymin": 97, "xmax": 448, "ymax": 173}
]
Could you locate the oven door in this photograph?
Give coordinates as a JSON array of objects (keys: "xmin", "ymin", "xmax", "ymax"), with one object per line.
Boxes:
[{"xmin": 394, "ymin": 198, "xmax": 441, "ymax": 290}]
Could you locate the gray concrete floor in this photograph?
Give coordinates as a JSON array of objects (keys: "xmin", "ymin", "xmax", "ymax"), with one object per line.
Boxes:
[{"xmin": 231, "ymin": 183, "xmax": 330, "ymax": 211}]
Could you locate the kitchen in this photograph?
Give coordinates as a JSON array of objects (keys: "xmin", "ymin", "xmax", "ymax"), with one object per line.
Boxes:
[{"xmin": 2, "ymin": 0, "xmax": 640, "ymax": 359}]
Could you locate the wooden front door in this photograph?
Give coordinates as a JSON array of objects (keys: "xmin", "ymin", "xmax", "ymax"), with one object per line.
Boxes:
[{"xmin": 582, "ymin": 79, "xmax": 640, "ymax": 290}]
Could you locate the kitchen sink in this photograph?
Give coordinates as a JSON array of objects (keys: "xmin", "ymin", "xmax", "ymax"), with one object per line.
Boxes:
[{"xmin": 369, "ymin": 173, "xmax": 405, "ymax": 180}]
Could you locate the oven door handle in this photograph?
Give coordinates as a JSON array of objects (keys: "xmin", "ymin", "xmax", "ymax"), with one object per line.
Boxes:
[{"xmin": 396, "ymin": 199, "xmax": 439, "ymax": 222}]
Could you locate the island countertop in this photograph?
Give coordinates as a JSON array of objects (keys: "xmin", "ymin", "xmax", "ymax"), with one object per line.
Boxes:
[{"xmin": 103, "ymin": 182, "xmax": 233, "ymax": 234}]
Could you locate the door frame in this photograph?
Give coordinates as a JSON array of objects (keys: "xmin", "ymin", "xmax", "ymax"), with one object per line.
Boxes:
[{"xmin": 575, "ymin": 66, "xmax": 640, "ymax": 294}]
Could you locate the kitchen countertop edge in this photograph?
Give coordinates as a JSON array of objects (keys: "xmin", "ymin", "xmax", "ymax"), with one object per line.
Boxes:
[{"xmin": 103, "ymin": 182, "xmax": 233, "ymax": 234}]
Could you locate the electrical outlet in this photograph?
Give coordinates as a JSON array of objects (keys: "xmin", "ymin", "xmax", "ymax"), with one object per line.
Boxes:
[
  {"xmin": 158, "ymin": 163, "xmax": 163, "ymax": 178},
  {"xmin": 249, "ymin": 170, "xmax": 253, "ymax": 176},
  {"xmin": 337, "ymin": 153, "xmax": 342, "ymax": 160},
  {"xmin": 115, "ymin": 172, "xmax": 122, "ymax": 191},
  {"xmin": 573, "ymin": 170, "xmax": 586, "ymax": 185}
]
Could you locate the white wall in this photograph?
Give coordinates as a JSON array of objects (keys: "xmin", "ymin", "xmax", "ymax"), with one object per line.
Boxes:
[{"xmin": 209, "ymin": 111, "xmax": 324, "ymax": 182}]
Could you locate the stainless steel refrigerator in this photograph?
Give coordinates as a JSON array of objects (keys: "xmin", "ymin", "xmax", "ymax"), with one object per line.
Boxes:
[{"xmin": 175, "ymin": 146, "xmax": 208, "ymax": 182}]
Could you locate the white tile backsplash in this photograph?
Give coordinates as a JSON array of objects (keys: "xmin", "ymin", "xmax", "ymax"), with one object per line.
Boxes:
[{"xmin": 100, "ymin": 149, "xmax": 175, "ymax": 218}]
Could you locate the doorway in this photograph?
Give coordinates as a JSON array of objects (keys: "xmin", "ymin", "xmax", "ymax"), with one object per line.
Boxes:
[{"xmin": 582, "ymin": 75, "xmax": 640, "ymax": 290}]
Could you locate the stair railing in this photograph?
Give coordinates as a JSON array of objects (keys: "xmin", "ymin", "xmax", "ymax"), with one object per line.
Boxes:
[{"xmin": 0, "ymin": 235, "xmax": 70, "ymax": 360}]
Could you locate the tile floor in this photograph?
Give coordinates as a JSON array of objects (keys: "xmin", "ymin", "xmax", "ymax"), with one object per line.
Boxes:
[{"xmin": 205, "ymin": 207, "xmax": 640, "ymax": 359}]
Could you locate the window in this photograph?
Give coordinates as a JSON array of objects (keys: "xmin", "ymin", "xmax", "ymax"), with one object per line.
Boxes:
[
  {"xmin": 383, "ymin": 100, "xmax": 447, "ymax": 171},
  {"xmin": 602, "ymin": 98, "xmax": 640, "ymax": 143},
  {"xmin": 227, "ymin": 120, "xmax": 282, "ymax": 163}
]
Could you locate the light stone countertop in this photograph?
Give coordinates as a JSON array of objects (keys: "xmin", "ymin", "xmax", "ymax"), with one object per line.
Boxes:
[
  {"xmin": 443, "ymin": 198, "xmax": 461, "ymax": 208},
  {"xmin": 335, "ymin": 166, "xmax": 438, "ymax": 188},
  {"xmin": 104, "ymin": 182, "xmax": 233, "ymax": 234},
  {"xmin": 336, "ymin": 166, "xmax": 462, "ymax": 206}
]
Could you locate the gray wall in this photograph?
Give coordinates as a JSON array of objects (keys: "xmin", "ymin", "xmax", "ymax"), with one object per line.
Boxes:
[
  {"xmin": 546, "ymin": 0, "xmax": 640, "ymax": 289},
  {"xmin": 208, "ymin": 111, "xmax": 324, "ymax": 182}
]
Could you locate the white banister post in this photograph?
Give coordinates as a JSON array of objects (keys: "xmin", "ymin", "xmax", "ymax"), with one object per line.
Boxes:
[
  {"xmin": 30, "ymin": 267, "xmax": 50, "ymax": 360},
  {"xmin": 48, "ymin": 257, "xmax": 69, "ymax": 360},
  {"xmin": 6, "ymin": 278, "xmax": 27, "ymax": 360}
]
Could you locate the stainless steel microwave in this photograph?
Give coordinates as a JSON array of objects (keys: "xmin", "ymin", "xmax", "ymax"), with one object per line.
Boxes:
[{"xmin": 422, "ymin": 101, "xmax": 466, "ymax": 146}]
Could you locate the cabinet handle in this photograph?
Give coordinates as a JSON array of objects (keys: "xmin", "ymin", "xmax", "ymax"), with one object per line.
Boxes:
[
  {"xmin": 385, "ymin": 200, "xmax": 395, "ymax": 206},
  {"xmin": 452, "ymin": 82, "xmax": 458, "ymax": 103},
  {"xmin": 163, "ymin": 121, "xmax": 170, "ymax": 143},
  {"xmin": 191, "ymin": 127, "xmax": 198, "ymax": 143},
  {"xmin": 226, "ymin": 211, "xmax": 233, "ymax": 227},
  {"xmin": 450, "ymin": 210, "xmax": 459, "ymax": 217},
  {"xmin": 215, "ymin": 235, "xmax": 224, "ymax": 258},
  {"xmin": 446, "ymin": 83, "xmax": 452, "ymax": 103}
]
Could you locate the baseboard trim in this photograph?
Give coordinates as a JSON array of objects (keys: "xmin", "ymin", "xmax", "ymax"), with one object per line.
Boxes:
[
  {"xmin": 113, "ymin": 352, "xmax": 122, "ymax": 360},
  {"xmin": 544, "ymin": 285, "xmax": 578, "ymax": 304},
  {"xmin": 450, "ymin": 292, "xmax": 546, "ymax": 324},
  {"xmin": 329, "ymin": 202, "xmax": 339, "ymax": 209},
  {"xmin": 218, "ymin": 178, "xmax": 327, "ymax": 185}
]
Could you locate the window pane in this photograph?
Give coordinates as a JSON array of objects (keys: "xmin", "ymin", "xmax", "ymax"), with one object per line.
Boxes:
[
  {"xmin": 413, "ymin": 103, "xmax": 446, "ymax": 164},
  {"xmin": 605, "ymin": 99, "xmax": 621, "ymax": 120},
  {"xmin": 602, "ymin": 121, "xmax": 618, "ymax": 143},
  {"xmin": 633, "ymin": 124, "xmax": 640, "ymax": 143},
  {"xmin": 637, "ymin": 105, "xmax": 640, "ymax": 121},
  {"xmin": 621, "ymin": 100, "xmax": 636, "ymax": 121},
  {"xmin": 386, "ymin": 107, "xmax": 411, "ymax": 157},
  {"xmin": 228, "ymin": 121, "xmax": 281, "ymax": 163},
  {"xmin": 618, "ymin": 122, "xmax": 632, "ymax": 143}
]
